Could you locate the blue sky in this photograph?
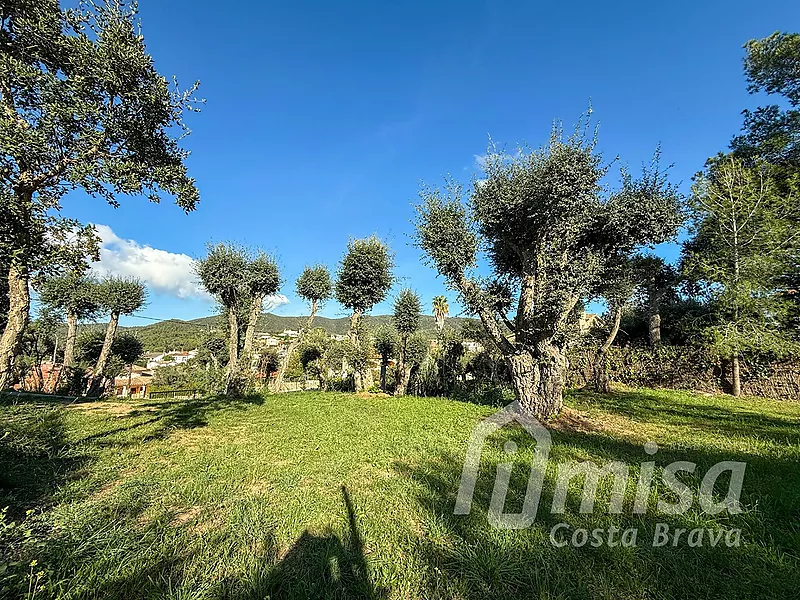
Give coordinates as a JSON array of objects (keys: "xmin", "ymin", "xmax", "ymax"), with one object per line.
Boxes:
[{"xmin": 59, "ymin": 0, "xmax": 799, "ymax": 326}]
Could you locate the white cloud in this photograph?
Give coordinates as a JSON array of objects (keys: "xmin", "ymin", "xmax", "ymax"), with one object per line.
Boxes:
[
  {"xmin": 263, "ymin": 294, "xmax": 290, "ymax": 312},
  {"xmin": 90, "ymin": 225, "xmax": 290, "ymax": 312},
  {"xmin": 91, "ymin": 224, "xmax": 209, "ymax": 300}
]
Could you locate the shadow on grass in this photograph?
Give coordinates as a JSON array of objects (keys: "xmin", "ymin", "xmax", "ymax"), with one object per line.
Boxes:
[
  {"xmin": 572, "ymin": 388, "xmax": 800, "ymax": 446},
  {"xmin": 394, "ymin": 416, "xmax": 800, "ymax": 599},
  {"xmin": 17, "ymin": 483, "xmax": 386, "ymax": 599},
  {"xmin": 0, "ymin": 393, "xmax": 264, "ymax": 517},
  {"xmin": 215, "ymin": 486, "xmax": 388, "ymax": 600},
  {"xmin": 0, "ymin": 403, "xmax": 83, "ymax": 520}
]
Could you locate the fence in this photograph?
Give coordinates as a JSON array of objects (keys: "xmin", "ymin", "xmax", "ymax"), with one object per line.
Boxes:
[{"xmin": 148, "ymin": 389, "xmax": 199, "ymax": 400}]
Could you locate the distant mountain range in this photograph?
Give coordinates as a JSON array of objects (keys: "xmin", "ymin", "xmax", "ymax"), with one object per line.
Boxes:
[{"xmin": 109, "ymin": 312, "xmax": 475, "ymax": 352}]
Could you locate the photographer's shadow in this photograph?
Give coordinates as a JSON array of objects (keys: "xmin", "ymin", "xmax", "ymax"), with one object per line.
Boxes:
[{"xmin": 254, "ymin": 486, "xmax": 388, "ymax": 600}]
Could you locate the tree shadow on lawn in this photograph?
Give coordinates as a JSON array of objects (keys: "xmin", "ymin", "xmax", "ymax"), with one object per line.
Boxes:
[
  {"xmin": 27, "ymin": 484, "xmax": 387, "ymax": 599},
  {"xmin": 394, "ymin": 422, "xmax": 800, "ymax": 600},
  {"xmin": 214, "ymin": 485, "xmax": 388, "ymax": 600},
  {"xmin": 73, "ymin": 393, "xmax": 265, "ymax": 443},
  {"xmin": 0, "ymin": 394, "xmax": 264, "ymax": 517},
  {"xmin": 571, "ymin": 388, "xmax": 800, "ymax": 446}
]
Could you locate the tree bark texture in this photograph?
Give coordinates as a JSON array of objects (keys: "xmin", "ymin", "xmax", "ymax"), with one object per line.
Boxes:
[
  {"xmin": 87, "ymin": 311, "xmax": 120, "ymax": 396},
  {"xmin": 63, "ymin": 311, "xmax": 78, "ymax": 368},
  {"xmin": 648, "ymin": 311, "xmax": 662, "ymax": 349},
  {"xmin": 224, "ymin": 308, "xmax": 240, "ymax": 395},
  {"xmin": 731, "ymin": 353, "xmax": 741, "ymax": 397},
  {"xmin": 507, "ymin": 345, "xmax": 567, "ymax": 418},
  {"xmin": 242, "ymin": 293, "xmax": 264, "ymax": 362},
  {"xmin": 0, "ymin": 263, "xmax": 30, "ymax": 390}
]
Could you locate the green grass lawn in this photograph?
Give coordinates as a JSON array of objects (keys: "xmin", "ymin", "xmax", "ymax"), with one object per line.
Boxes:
[{"xmin": 1, "ymin": 388, "xmax": 798, "ymax": 599}]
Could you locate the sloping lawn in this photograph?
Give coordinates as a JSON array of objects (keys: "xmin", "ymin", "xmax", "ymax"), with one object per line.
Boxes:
[{"xmin": 1, "ymin": 388, "xmax": 798, "ymax": 599}]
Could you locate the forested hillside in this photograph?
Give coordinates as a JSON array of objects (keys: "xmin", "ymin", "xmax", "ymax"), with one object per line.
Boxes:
[{"xmin": 73, "ymin": 313, "xmax": 475, "ymax": 352}]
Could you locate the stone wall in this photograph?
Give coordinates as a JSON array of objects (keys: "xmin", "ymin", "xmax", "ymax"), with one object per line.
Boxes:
[{"xmin": 567, "ymin": 345, "xmax": 800, "ymax": 400}]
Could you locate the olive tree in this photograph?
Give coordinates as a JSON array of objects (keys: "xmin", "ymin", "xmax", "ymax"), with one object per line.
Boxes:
[
  {"xmin": 242, "ymin": 252, "xmax": 281, "ymax": 359},
  {"xmin": 334, "ymin": 237, "xmax": 393, "ymax": 391},
  {"xmin": 393, "ymin": 289, "xmax": 421, "ymax": 396},
  {"xmin": 87, "ymin": 277, "xmax": 147, "ymax": 395},
  {"xmin": 78, "ymin": 330, "xmax": 144, "ymax": 380},
  {"xmin": 415, "ymin": 123, "xmax": 682, "ymax": 417},
  {"xmin": 0, "ymin": 1, "xmax": 200, "ymax": 389},
  {"xmin": 273, "ymin": 265, "xmax": 332, "ymax": 392},
  {"xmin": 196, "ymin": 243, "xmax": 248, "ymax": 394},
  {"xmin": 37, "ymin": 274, "xmax": 101, "ymax": 369},
  {"xmin": 372, "ymin": 325, "xmax": 397, "ymax": 392}
]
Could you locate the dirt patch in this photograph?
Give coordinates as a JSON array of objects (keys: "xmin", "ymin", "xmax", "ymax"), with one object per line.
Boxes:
[
  {"xmin": 354, "ymin": 391, "xmax": 392, "ymax": 399},
  {"xmin": 551, "ymin": 406, "xmax": 646, "ymax": 441},
  {"xmin": 171, "ymin": 505, "xmax": 202, "ymax": 526},
  {"xmin": 65, "ymin": 401, "xmax": 155, "ymax": 417},
  {"xmin": 550, "ymin": 407, "xmax": 602, "ymax": 434}
]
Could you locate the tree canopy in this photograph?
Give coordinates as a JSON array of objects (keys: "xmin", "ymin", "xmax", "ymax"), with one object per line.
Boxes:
[
  {"xmin": 335, "ymin": 236, "xmax": 394, "ymax": 315},
  {"xmin": 297, "ymin": 265, "xmax": 333, "ymax": 306},
  {"xmin": 415, "ymin": 119, "xmax": 683, "ymax": 416}
]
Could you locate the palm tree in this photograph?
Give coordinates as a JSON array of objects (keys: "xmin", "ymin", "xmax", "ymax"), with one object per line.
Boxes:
[{"xmin": 432, "ymin": 296, "xmax": 449, "ymax": 331}]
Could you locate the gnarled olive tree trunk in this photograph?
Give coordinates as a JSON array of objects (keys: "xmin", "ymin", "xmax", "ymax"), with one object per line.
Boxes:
[
  {"xmin": 87, "ymin": 310, "xmax": 120, "ymax": 396},
  {"xmin": 648, "ymin": 310, "xmax": 661, "ymax": 349},
  {"xmin": 63, "ymin": 311, "xmax": 78, "ymax": 368},
  {"xmin": 224, "ymin": 308, "xmax": 240, "ymax": 395},
  {"xmin": 242, "ymin": 293, "xmax": 264, "ymax": 363},
  {"xmin": 506, "ymin": 344, "xmax": 567, "ymax": 418},
  {"xmin": 0, "ymin": 263, "xmax": 31, "ymax": 391}
]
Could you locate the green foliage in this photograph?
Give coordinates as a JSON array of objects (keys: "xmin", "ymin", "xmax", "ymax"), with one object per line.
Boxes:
[
  {"xmin": 296, "ymin": 265, "xmax": 333, "ymax": 304},
  {"xmin": 37, "ymin": 273, "xmax": 100, "ymax": 320},
  {"xmin": 618, "ymin": 297, "xmax": 708, "ymax": 346},
  {"xmin": 744, "ymin": 32, "xmax": 800, "ymax": 104},
  {"xmin": 344, "ymin": 321, "xmax": 372, "ymax": 372},
  {"xmin": 196, "ymin": 243, "xmax": 249, "ymax": 308},
  {"xmin": 246, "ymin": 252, "xmax": 281, "ymax": 298},
  {"xmin": 416, "ymin": 124, "xmax": 682, "ymax": 330},
  {"xmin": 76, "ymin": 330, "xmax": 144, "ymax": 376},
  {"xmin": 335, "ymin": 236, "xmax": 394, "ymax": 314},
  {"xmin": 0, "ymin": 0, "xmax": 200, "ymax": 211},
  {"xmin": 96, "ymin": 276, "xmax": 147, "ymax": 316},
  {"xmin": 732, "ymin": 32, "xmax": 800, "ymax": 192},
  {"xmin": 682, "ymin": 157, "xmax": 799, "ymax": 358},
  {"xmin": 298, "ymin": 328, "xmax": 329, "ymax": 370},
  {"xmin": 150, "ymin": 362, "xmax": 224, "ymax": 395},
  {"xmin": 404, "ymin": 333, "xmax": 429, "ymax": 367},
  {"xmin": 393, "ymin": 289, "xmax": 421, "ymax": 336},
  {"xmin": 595, "ymin": 255, "xmax": 639, "ymax": 311},
  {"xmin": 630, "ymin": 254, "xmax": 679, "ymax": 312},
  {"xmin": 372, "ymin": 325, "xmax": 397, "ymax": 361},
  {"xmin": 414, "ymin": 182, "xmax": 478, "ymax": 282},
  {"xmin": 432, "ymin": 295, "xmax": 449, "ymax": 330},
  {"xmin": 415, "ymin": 116, "xmax": 682, "ymax": 414}
]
